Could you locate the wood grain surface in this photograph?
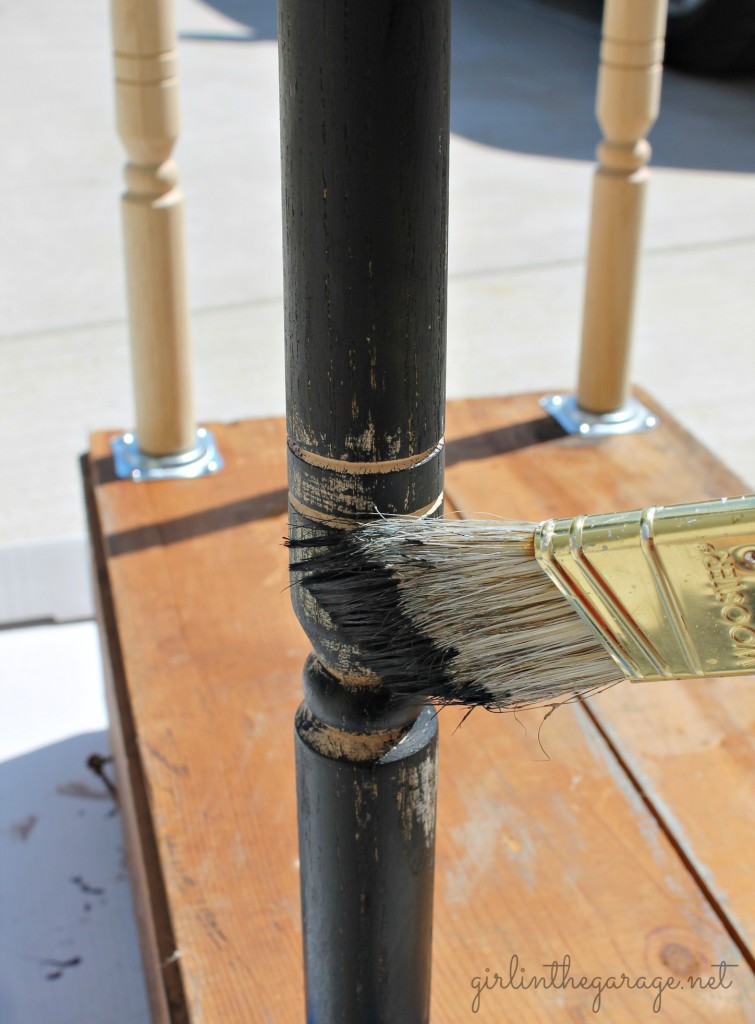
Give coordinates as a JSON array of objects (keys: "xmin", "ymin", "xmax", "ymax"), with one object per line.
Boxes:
[{"xmin": 85, "ymin": 394, "xmax": 755, "ymax": 1022}]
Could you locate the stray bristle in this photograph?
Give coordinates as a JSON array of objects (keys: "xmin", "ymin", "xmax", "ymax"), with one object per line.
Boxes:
[{"xmin": 288, "ymin": 516, "xmax": 621, "ymax": 711}]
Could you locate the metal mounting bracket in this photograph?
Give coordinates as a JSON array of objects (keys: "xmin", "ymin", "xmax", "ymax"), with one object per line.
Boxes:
[
  {"xmin": 111, "ymin": 427, "xmax": 223, "ymax": 481},
  {"xmin": 540, "ymin": 393, "xmax": 659, "ymax": 438}
]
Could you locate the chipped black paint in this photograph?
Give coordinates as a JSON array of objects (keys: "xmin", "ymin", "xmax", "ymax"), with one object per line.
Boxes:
[
  {"xmin": 289, "ymin": 530, "xmax": 492, "ymax": 709},
  {"xmin": 295, "ymin": 705, "xmax": 438, "ymax": 1023},
  {"xmin": 280, "ymin": 0, "xmax": 449, "ymax": 465},
  {"xmin": 280, "ymin": 0, "xmax": 450, "ymax": 1015}
]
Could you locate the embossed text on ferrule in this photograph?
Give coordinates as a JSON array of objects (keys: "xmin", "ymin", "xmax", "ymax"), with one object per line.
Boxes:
[{"xmin": 699, "ymin": 543, "xmax": 755, "ymax": 666}]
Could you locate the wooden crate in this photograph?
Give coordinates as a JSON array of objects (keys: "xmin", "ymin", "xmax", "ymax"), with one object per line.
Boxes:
[{"xmin": 83, "ymin": 392, "xmax": 755, "ymax": 1022}]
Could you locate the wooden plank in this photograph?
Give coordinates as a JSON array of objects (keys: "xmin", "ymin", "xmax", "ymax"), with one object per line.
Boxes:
[
  {"xmin": 441, "ymin": 391, "xmax": 755, "ymax": 1000},
  {"xmin": 443, "ymin": 389, "xmax": 743, "ymax": 524},
  {"xmin": 590, "ymin": 676, "xmax": 755, "ymax": 946},
  {"xmin": 86, "ymin": 419, "xmax": 307, "ymax": 1023},
  {"xmin": 431, "ymin": 703, "xmax": 751, "ymax": 1022},
  {"xmin": 84, "ymin": 452, "xmax": 177, "ymax": 1024},
  {"xmin": 85, "ymin": 398, "xmax": 755, "ymax": 1022}
]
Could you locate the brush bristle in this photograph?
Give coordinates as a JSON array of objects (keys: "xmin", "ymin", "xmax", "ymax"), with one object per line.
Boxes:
[{"xmin": 288, "ymin": 516, "xmax": 622, "ymax": 711}]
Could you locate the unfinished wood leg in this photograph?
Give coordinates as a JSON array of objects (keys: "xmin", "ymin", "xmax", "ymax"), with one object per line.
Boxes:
[
  {"xmin": 576, "ymin": 0, "xmax": 668, "ymax": 415},
  {"xmin": 110, "ymin": 0, "xmax": 218, "ymax": 475}
]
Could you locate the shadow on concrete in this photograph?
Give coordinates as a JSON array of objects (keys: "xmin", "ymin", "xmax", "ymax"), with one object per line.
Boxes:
[
  {"xmin": 0, "ymin": 732, "xmax": 150, "ymax": 1024},
  {"xmin": 452, "ymin": 0, "xmax": 755, "ymax": 172},
  {"xmin": 193, "ymin": 0, "xmax": 755, "ymax": 173},
  {"xmin": 181, "ymin": 0, "xmax": 277, "ymax": 42}
]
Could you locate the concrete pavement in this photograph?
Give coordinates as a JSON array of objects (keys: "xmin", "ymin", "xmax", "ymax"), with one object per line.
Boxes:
[{"xmin": 2, "ymin": 0, "xmax": 754, "ymax": 620}]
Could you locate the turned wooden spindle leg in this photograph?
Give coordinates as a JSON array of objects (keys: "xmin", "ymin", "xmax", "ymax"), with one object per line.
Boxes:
[
  {"xmin": 109, "ymin": 0, "xmax": 220, "ymax": 477},
  {"xmin": 280, "ymin": 0, "xmax": 450, "ymax": 1017},
  {"xmin": 576, "ymin": 0, "xmax": 668, "ymax": 416}
]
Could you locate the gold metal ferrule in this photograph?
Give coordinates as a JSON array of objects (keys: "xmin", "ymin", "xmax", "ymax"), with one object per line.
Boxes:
[{"xmin": 534, "ymin": 495, "xmax": 755, "ymax": 682}]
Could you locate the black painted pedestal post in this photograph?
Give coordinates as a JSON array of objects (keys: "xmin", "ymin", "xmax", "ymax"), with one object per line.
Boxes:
[{"xmin": 279, "ymin": 0, "xmax": 450, "ymax": 1019}]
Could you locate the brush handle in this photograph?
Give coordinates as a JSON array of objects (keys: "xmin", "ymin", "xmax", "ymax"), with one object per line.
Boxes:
[{"xmin": 535, "ymin": 495, "xmax": 755, "ymax": 681}]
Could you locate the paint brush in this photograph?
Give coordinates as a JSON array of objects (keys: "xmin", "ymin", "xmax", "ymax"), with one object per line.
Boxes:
[{"xmin": 288, "ymin": 495, "xmax": 755, "ymax": 711}]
